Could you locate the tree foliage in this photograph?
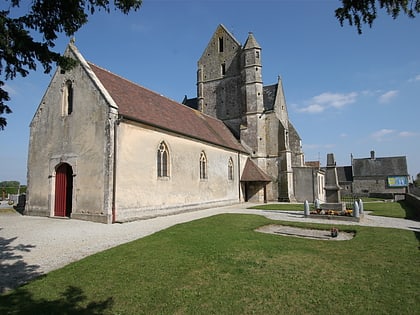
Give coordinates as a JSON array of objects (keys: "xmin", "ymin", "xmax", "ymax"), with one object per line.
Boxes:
[
  {"xmin": 0, "ymin": 180, "xmax": 26, "ymax": 194},
  {"xmin": 0, "ymin": 0, "xmax": 142, "ymax": 130},
  {"xmin": 336, "ymin": 0, "xmax": 420, "ymax": 33},
  {"xmin": 0, "ymin": 1, "xmax": 418, "ymax": 130}
]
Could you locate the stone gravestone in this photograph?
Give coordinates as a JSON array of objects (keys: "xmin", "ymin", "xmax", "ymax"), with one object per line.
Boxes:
[
  {"xmin": 321, "ymin": 153, "xmax": 346, "ymax": 211},
  {"xmin": 353, "ymin": 200, "xmax": 360, "ymax": 218},
  {"xmin": 314, "ymin": 199, "xmax": 321, "ymax": 210},
  {"xmin": 304, "ymin": 200, "xmax": 310, "ymax": 216},
  {"xmin": 358, "ymin": 199, "xmax": 364, "ymax": 214}
]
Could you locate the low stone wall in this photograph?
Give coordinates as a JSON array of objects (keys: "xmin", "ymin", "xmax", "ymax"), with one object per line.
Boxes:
[{"xmin": 405, "ymin": 193, "xmax": 420, "ymax": 218}]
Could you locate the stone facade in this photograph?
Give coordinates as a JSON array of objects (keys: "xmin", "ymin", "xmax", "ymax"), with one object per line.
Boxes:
[
  {"xmin": 26, "ymin": 43, "xmax": 250, "ymax": 223},
  {"xmin": 336, "ymin": 151, "xmax": 409, "ymax": 198},
  {"xmin": 185, "ymin": 25, "xmax": 319, "ymax": 202},
  {"xmin": 26, "ymin": 46, "xmax": 115, "ymax": 223},
  {"xmin": 26, "ymin": 25, "xmax": 327, "ymax": 224},
  {"xmin": 352, "ymin": 151, "xmax": 409, "ymax": 197}
]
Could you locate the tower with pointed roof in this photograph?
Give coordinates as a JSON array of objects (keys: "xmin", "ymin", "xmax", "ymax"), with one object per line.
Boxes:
[{"xmin": 186, "ymin": 24, "xmax": 307, "ymax": 202}]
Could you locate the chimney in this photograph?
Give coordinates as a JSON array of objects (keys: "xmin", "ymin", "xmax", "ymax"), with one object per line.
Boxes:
[{"xmin": 370, "ymin": 150, "xmax": 375, "ymax": 160}]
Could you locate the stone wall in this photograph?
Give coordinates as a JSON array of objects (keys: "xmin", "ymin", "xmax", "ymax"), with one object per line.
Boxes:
[
  {"xmin": 26, "ymin": 47, "xmax": 113, "ymax": 223},
  {"xmin": 353, "ymin": 178, "xmax": 406, "ymax": 196},
  {"xmin": 405, "ymin": 193, "xmax": 420, "ymax": 219},
  {"xmin": 114, "ymin": 121, "xmax": 243, "ymax": 222}
]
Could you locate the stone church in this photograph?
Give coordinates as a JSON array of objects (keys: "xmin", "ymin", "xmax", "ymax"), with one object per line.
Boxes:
[
  {"xmin": 25, "ymin": 25, "xmax": 324, "ymax": 223},
  {"xmin": 184, "ymin": 24, "xmax": 311, "ymax": 202}
]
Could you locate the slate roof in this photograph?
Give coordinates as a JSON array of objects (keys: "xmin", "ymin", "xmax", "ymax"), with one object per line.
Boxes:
[
  {"xmin": 263, "ymin": 84, "xmax": 277, "ymax": 111},
  {"xmin": 241, "ymin": 158, "xmax": 271, "ymax": 182},
  {"xmin": 182, "ymin": 96, "xmax": 199, "ymax": 110},
  {"xmin": 88, "ymin": 63, "xmax": 245, "ymax": 152},
  {"xmin": 352, "ymin": 156, "xmax": 408, "ymax": 177},
  {"xmin": 337, "ymin": 166, "xmax": 353, "ymax": 182}
]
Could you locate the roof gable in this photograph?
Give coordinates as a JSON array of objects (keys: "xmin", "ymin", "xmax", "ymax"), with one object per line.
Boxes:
[
  {"xmin": 241, "ymin": 158, "xmax": 271, "ymax": 182},
  {"xmin": 88, "ymin": 63, "xmax": 245, "ymax": 152},
  {"xmin": 199, "ymin": 24, "xmax": 241, "ymax": 63}
]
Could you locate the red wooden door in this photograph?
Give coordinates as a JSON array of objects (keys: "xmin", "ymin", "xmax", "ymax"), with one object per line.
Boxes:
[{"xmin": 54, "ymin": 163, "xmax": 72, "ymax": 217}]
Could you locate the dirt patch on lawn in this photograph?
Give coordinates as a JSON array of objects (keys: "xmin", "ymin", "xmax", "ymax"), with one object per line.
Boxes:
[{"xmin": 255, "ymin": 225, "xmax": 355, "ymax": 241}]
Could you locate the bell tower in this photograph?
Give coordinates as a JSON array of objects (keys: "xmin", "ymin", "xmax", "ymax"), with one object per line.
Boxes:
[
  {"xmin": 240, "ymin": 32, "xmax": 266, "ymax": 158},
  {"xmin": 197, "ymin": 24, "xmax": 242, "ymax": 136}
]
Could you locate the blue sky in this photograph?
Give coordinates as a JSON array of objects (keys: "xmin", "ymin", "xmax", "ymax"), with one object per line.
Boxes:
[{"xmin": 1, "ymin": 0, "xmax": 419, "ymax": 185}]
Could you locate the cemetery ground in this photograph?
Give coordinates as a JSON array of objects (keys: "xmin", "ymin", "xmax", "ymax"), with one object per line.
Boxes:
[
  {"xmin": 0, "ymin": 203, "xmax": 419, "ymax": 314},
  {"xmin": 251, "ymin": 198, "xmax": 420, "ymax": 220}
]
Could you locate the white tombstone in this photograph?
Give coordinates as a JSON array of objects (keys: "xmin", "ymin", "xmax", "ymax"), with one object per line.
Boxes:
[
  {"xmin": 304, "ymin": 200, "xmax": 310, "ymax": 216},
  {"xmin": 358, "ymin": 199, "xmax": 364, "ymax": 214},
  {"xmin": 353, "ymin": 200, "xmax": 360, "ymax": 218}
]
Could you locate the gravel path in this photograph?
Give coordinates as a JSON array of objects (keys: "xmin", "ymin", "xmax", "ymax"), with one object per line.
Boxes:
[{"xmin": 1, "ymin": 203, "xmax": 419, "ymax": 292}]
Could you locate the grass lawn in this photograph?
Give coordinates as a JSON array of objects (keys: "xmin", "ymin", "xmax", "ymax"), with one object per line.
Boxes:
[{"xmin": 1, "ymin": 214, "xmax": 419, "ymax": 314}]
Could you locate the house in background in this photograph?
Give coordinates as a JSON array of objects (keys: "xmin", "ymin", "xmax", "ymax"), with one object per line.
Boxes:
[
  {"xmin": 337, "ymin": 166, "xmax": 353, "ymax": 196},
  {"xmin": 351, "ymin": 151, "xmax": 409, "ymax": 198}
]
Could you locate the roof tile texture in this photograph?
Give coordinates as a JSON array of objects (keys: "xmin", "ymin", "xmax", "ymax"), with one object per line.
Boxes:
[
  {"xmin": 88, "ymin": 63, "xmax": 244, "ymax": 152},
  {"xmin": 241, "ymin": 158, "xmax": 271, "ymax": 182}
]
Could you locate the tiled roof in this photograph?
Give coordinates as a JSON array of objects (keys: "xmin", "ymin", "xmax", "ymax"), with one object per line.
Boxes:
[
  {"xmin": 241, "ymin": 158, "xmax": 271, "ymax": 182},
  {"xmin": 88, "ymin": 63, "xmax": 245, "ymax": 152}
]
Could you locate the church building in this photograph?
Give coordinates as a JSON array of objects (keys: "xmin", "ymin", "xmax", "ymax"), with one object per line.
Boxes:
[
  {"xmin": 25, "ymin": 25, "xmax": 324, "ymax": 223},
  {"xmin": 184, "ymin": 25, "xmax": 321, "ymax": 202}
]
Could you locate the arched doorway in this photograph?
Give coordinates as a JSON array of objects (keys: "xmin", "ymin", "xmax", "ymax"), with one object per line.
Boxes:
[{"xmin": 54, "ymin": 163, "xmax": 73, "ymax": 217}]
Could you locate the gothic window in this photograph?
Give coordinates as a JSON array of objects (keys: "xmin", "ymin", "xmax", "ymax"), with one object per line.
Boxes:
[
  {"xmin": 157, "ymin": 141, "xmax": 169, "ymax": 178},
  {"xmin": 228, "ymin": 158, "xmax": 234, "ymax": 181},
  {"xmin": 221, "ymin": 63, "xmax": 226, "ymax": 76},
  {"xmin": 200, "ymin": 151, "xmax": 207, "ymax": 180},
  {"xmin": 218, "ymin": 37, "xmax": 224, "ymax": 52},
  {"xmin": 63, "ymin": 80, "xmax": 73, "ymax": 115}
]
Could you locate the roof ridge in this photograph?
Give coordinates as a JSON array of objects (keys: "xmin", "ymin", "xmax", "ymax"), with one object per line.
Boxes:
[
  {"xmin": 87, "ymin": 61, "xmax": 235, "ymax": 126},
  {"xmin": 87, "ymin": 62, "xmax": 185, "ymax": 106},
  {"xmin": 88, "ymin": 61, "xmax": 245, "ymax": 153},
  {"xmin": 87, "ymin": 62, "xmax": 228, "ymax": 123}
]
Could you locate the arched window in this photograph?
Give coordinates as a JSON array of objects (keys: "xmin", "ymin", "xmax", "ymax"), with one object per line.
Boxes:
[
  {"xmin": 63, "ymin": 80, "xmax": 73, "ymax": 115},
  {"xmin": 157, "ymin": 142, "xmax": 169, "ymax": 177},
  {"xmin": 228, "ymin": 158, "xmax": 234, "ymax": 181},
  {"xmin": 200, "ymin": 151, "xmax": 207, "ymax": 180}
]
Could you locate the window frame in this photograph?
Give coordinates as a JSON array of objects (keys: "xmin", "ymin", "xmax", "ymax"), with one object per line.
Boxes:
[
  {"xmin": 199, "ymin": 151, "xmax": 208, "ymax": 180},
  {"xmin": 157, "ymin": 141, "xmax": 170, "ymax": 178},
  {"xmin": 62, "ymin": 80, "xmax": 74, "ymax": 116},
  {"xmin": 228, "ymin": 158, "xmax": 234, "ymax": 181}
]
